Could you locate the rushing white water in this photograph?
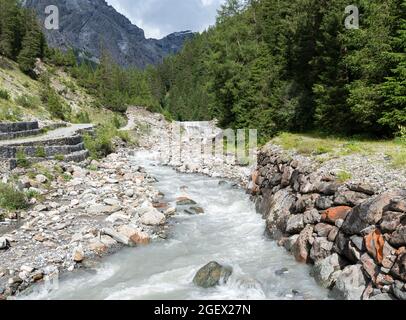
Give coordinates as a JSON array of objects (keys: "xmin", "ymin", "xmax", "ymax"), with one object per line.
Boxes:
[{"xmin": 23, "ymin": 150, "xmax": 330, "ymax": 300}]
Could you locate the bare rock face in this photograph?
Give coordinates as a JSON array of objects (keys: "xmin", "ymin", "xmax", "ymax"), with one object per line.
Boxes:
[{"xmin": 24, "ymin": 0, "xmax": 194, "ymax": 68}]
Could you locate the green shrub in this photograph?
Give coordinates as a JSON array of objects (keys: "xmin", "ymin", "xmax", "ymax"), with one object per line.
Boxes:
[
  {"xmin": 0, "ymin": 183, "xmax": 28, "ymax": 210},
  {"xmin": 54, "ymin": 154, "xmax": 65, "ymax": 161},
  {"xmin": 15, "ymin": 94, "xmax": 39, "ymax": 109},
  {"xmin": 0, "ymin": 89, "xmax": 10, "ymax": 100},
  {"xmin": 16, "ymin": 149, "xmax": 30, "ymax": 168},
  {"xmin": 35, "ymin": 147, "xmax": 46, "ymax": 158},
  {"xmin": 46, "ymin": 91, "xmax": 71, "ymax": 121},
  {"xmin": 0, "ymin": 106, "xmax": 22, "ymax": 121},
  {"xmin": 337, "ymin": 171, "xmax": 353, "ymax": 183},
  {"xmin": 25, "ymin": 189, "xmax": 40, "ymax": 200},
  {"xmin": 84, "ymin": 126, "xmax": 115, "ymax": 159},
  {"xmin": 72, "ymin": 111, "xmax": 91, "ymax": 124},
  {"xmin": 62, "ymin": 173, "xmax": 72, "ymax": 181}
]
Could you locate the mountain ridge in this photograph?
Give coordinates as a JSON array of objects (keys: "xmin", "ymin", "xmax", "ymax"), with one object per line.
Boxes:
[{"xmin": 23, "ymin": 0, "xmax": 194, "ymax": 68}]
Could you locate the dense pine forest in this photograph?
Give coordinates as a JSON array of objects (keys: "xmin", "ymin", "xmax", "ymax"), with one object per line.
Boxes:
[
  {"xmin": 151, "ymin": 0, "xmax": 406, "ymax": 141},
  {"xmin": 1, "ymin": 0, "xmax": 405, "ymax": 143}
]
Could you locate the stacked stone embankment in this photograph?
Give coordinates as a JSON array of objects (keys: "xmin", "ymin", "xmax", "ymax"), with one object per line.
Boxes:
[
  {"xmin": 250, "ymin": 144, "xmax": 406, "ymax": 300},
  {"xmin": 0, "ymin": 122, "xmax": 91, "ymax": 170},
  {"xmin": 0, "ymin": 122, "xmax": 42, "ymax": 141}
]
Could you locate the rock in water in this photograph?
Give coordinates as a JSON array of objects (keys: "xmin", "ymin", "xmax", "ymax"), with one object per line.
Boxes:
[
  {"xmin": 140, "ymin": 208, "xmax": 166, "ymax": 226},
  {"xmin": 176, "ymin": 197, "xmax": 197, "ymax": 206},
  {"xmin": 193, "ymin": 262, "xmax": 232, "ymax": 288},
  {"xmin": 0, "ymin": 237, "xmax": 10, "ymax": 250}
]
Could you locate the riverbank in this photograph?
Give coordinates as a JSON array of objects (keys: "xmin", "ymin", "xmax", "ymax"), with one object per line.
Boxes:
[{"xmin": 0, "ymin": 147, "xmax": 171, "ymax": 299}]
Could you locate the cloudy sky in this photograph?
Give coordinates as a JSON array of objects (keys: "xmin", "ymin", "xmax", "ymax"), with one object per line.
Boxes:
[{"xmin": 106, "ymin": 0, "xmax": 225, "ymax": 39}]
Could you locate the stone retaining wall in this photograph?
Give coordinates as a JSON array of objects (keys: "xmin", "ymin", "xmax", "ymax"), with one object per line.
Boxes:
[
  {"xmin": 249, "ymin": 145, "xmax": 406, "ymax": 300},
  {"xmin": 0, "ymin": 122, "xmax": 39, "ymax": 133}
]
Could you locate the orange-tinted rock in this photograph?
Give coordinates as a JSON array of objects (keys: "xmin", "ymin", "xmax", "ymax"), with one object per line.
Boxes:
[
  {"xmin": 364, "ymin": 229, "xmax": 385, "ymax": 264},
  {"xmin": 321, "ymin": 206, "xmax": 352, "ymax": 224},
  {"xmin": 153, "ymin": 202, "xmax": 168, "ymax": 210},
  {"xmin": 252, "ymin": 170, "xmax": 259, "ymax": 184},
  {"xmin": 130, "ymin": 230, "xmax": 151, "ymax": 246}
]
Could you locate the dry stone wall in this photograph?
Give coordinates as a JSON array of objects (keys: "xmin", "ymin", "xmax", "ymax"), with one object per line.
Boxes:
[{"xmin": 249, "ymin": 145, "xmax": 406, "ymax": 300}]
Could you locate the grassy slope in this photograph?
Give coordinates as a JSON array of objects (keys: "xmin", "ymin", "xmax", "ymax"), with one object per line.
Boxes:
[
  {"xmin": 272, "ymin": 132, "xmax": 406, "ymax": 168},
  {"xmin": 0, "ymin": 56, "xmax": 119, "ymax": 125}
]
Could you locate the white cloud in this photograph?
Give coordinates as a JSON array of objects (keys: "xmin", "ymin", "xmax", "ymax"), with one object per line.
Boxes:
[{"xmin": 106, "ymin": 0, "xmax": 225, "ymax": 39}]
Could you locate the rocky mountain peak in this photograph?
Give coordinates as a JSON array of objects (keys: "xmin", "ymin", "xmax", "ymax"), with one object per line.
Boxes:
[{"xmin": 24, "ymin": 0, "xmax": 194, "ymax": 68}]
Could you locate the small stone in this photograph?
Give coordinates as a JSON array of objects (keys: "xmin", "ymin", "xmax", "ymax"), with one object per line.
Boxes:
[
  {"xmin": 33, "ymin": 234, "xmax": 46, "ymax": 242},
  {"xmin": 20, "ymin": 265, "xmax": 34, "ymax": 273},
  {"xmin": 104, "ymin": 198, "xmax": 120, "ymax": 206},
  {"xmin": 140, "ymin": 209, "xmax": 166, "ymax": 226},
  {"xmin": 328, "ymin": 227, "xmax": 339, "ymax": 242},
  {"xmin": 176, "ymin": 197, "xmax": 197, "ymax": 206},
  {"xmin": 125, "ymin": 189, "xmax": 135, "ymax": 197},
  {"xmin": 88, "ymin": 240, "xmax": 108, "ymax": 255},
  {"xmin": 35, "ymin": 174, "xmax": 48, "ymax": 184},
  {"xmin": 316, "ymin": 197, "xmax": 334, "ymax": 210},
  {"xmin": 0, "ymin": 237, "xmax": 10, "ymax": 250},
  {"xmin": 32, "ymin": 272, "xmax": 43, "ymax": 282},
  {"xmin": 275, "ymin": 268, "xmax": 289, "ymax": 276},
  {"xmin": 34, "ymin": 204, "xmax": 48, "ymax": 212},
  {"xmin": 164, "ymin": 207, "xmax": 176, "ymax": 216},
  {"xmin": 72, "ymin": 246, "xmax": 85, "ymax": 263},
  {"xmin": 185, "ymin": 207, "xmax": 205, "ymax": 215}
]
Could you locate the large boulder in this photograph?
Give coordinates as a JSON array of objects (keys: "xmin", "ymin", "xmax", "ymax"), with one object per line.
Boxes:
[
  {"xmin": 117, "ymin": 225, "xmax": 150, "ymax": 245},
  {"xmin": 389, "ymin": 197, "xmax": 406, "ymax": 212},
  {"xmin": 292, "ymin": 225, "xmax": 314, "ymax": 263},
  {"xmin": 311, "ymin": 253, "xmax": 347, "ymax": 289},
  {"xmin": 342, "ymin": 191, "xmax": 406, "ymax": 235},
  {"xmin": 310, "ymin": 237, "xmax": 334, "ymax": 262},
  {"xmin": 388, "ymin": 225, "xmax": 406, "ymax": 248},
  {"xmin": 265, "ymin": 189, "xmax": 296, "ymax": 239},
  {"xmin": 334, "ymin": 191, "xmax": 368, "ymax": 207},
  {"xmin": 347, "ymin": 183, "xmax": 376, "ymax": 196},
  {"xmin": 391, "ymin": 252, "xmax": 406, "ymax": 282},
  {"xmin": 321, "ymin": 206, "xmax": 352, "ymax": 225},
  {"xmin": 380, "ymin": 211, "xmax": 404, "ymax": 233},
  {"xmin": 364, "ymin": 229, "xmax": 385, "ymax": 264},
  {"xmin": 193, "ymin": 262, "xmax": 232, "ymax": 288},
  {"xmin": 332, "ymin": 265, "xmax": 367, "ymax": 300},
  {"xmin": 286, "ymin": 214, "xmax": 305, "ymax": 234}
]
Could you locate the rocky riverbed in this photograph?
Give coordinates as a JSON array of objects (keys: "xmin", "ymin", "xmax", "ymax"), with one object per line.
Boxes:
[{"xmin": 0, "ymin": 149, "xmax": 172, "ymax": 299}]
